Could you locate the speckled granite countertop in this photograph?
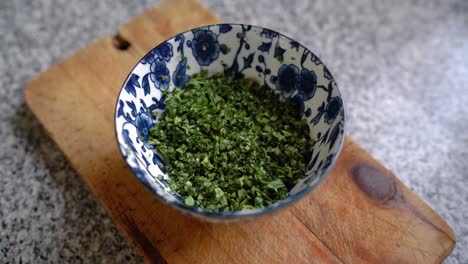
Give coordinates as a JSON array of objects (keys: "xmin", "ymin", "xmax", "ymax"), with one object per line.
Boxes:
[{"xmin": 1, "ymin": 0, "xmax": 467, "ymax": 263}]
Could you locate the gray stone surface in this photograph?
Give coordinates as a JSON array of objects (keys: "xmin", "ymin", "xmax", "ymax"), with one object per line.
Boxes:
[{"xmin": 1, "ymin": 0, "xmax": 467, "ymax": 263}]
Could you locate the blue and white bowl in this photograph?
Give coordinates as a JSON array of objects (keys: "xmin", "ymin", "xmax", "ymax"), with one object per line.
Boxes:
[{"xmin": 114, "ymin": 24, "xmax": 345, "ymax": 221}]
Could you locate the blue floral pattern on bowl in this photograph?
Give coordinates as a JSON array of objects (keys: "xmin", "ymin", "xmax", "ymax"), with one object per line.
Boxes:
[{"xmin": 114, "ymin": 24, "xmax": 346, "ymax": 221}]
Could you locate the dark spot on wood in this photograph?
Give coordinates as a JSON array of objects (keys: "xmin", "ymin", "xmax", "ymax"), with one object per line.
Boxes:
[
  {"xmin": 113, "ymin": 34, "xmax": 131, "ymax": 50},
  {"xmin": 121, "ymin": 213, "xmax": 166, "ymax": 264},
  {"xmin": 353, "ymin": 164, "xmax": 456, "ymax": 243},
  {"xmin": 352, "ymin": 163, "xmax": 396, "ymax": 203}
]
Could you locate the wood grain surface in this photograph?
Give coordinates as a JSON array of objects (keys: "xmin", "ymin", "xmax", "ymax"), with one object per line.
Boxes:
[{"xmin": 24, "ymin": 0, "xmax": 455, "ymax": 263}]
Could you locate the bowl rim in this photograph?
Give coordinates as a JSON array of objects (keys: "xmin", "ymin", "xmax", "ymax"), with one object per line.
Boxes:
[{"xmin": 114, "ymin": 23, "xmax": 347, "ymax": 220}]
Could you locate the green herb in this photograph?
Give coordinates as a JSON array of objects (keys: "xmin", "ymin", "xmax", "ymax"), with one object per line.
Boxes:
[
  {"xmin": 184, "ymin": 196, "xmax": 195, "ymax": 206},
  {"xmin": 149, "ymin": 71, "xmax": 312, "ymax": 211},
  {"xmin": 125, "ymin": 148, "xmax": 131, "ymax": 155}
]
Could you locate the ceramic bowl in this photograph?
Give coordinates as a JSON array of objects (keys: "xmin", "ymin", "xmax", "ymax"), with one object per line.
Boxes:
[{"xmin": 114, "ymin": 24, "xmax": 345, "ymax": 221}]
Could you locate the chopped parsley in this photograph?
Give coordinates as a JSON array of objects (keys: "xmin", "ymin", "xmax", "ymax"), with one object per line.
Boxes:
[{"xmin": 148, "ymin": 71, "xmax": 312, "ymax": 211}]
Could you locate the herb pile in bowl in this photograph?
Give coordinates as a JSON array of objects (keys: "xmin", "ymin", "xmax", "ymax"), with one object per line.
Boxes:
[{"xmin": 148, "ymin": 72, "xmax": 313, "ymax": 211}]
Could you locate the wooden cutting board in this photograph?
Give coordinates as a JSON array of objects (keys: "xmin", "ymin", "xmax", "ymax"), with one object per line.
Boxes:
[{"xmin": 24, "ymin": 0, "xmax": 455, "ymax": 263}]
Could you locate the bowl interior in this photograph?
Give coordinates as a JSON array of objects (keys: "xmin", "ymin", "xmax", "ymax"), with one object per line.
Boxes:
[{"xmin": 115, "ymin": 24, "xmax": 345, "ymax": 219}]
